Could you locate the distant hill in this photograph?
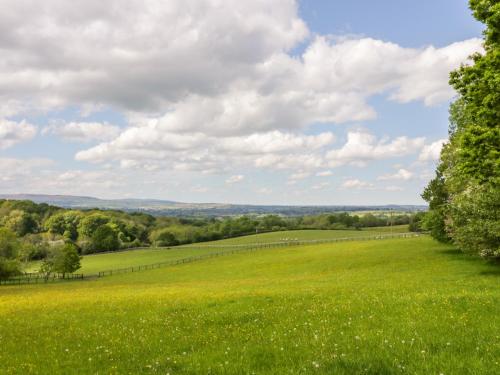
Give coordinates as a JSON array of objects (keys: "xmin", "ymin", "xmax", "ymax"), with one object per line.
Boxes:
[{"xmin": 0, "ymin": 194, "xmax": 427, "ymax": 216}]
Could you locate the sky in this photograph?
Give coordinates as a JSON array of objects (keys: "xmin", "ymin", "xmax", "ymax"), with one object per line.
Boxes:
[{"xmin": 0, "ymin": 0, "xmax": 484, "ymax": 205}]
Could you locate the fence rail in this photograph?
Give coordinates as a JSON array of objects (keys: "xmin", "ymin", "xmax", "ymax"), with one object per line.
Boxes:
[
  {"xmin": 1, "ymin": 233, "xmax": 423, "ymax": 286},
  {"xmin": 0, "ymin": 272, "xmax": 84, "ymax": 285}
]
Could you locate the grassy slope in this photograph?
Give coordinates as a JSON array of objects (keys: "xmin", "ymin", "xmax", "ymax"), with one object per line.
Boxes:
[
  {"xmin": 1, "ymin": 236, "xmax": 498, "ymax": 374},
  {"xmin": 27, "ymin": 226, "xmax": 409, "ymax": 274},
  {"xmin": 197, "ymin": 225, "xmax": 409, "ymax": 245}
]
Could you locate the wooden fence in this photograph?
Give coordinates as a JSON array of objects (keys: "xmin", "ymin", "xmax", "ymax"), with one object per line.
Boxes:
[
  {"xmin": 1, "ymin": 232, "xmax": 422, "ymax": 286},
  {"xmin": 0, "ymin": 272, "xmax": 84, "ymax": 285}
]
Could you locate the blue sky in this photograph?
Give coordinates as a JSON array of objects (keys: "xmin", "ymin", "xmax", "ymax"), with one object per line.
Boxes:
[{"xmin": 0, "ymin": 0, "xmax": 484, "ymax": 205}]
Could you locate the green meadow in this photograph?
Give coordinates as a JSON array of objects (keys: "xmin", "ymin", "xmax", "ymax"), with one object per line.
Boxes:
[
  {"xmin": 199, "ymin": 225, "xmax": 409, "ymax": 245},
  {"xmin": 1, "ymin": 235, "xmax": 499, "ymax": 374},
  {"xmin": 27, "ymin": 226, "xmax": 409, "ymax": 275}
]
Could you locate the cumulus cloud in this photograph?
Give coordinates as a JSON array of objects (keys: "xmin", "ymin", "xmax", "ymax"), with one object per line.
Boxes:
[
  {"xmin": 377, "ymin": 168, "xmax": 413, "ymax": 181},
  {"xmin": 225, "ymin": 175, "xmax": 244, "ymax": 184},
  {"xmin": 316, "ymin": 170, "xmax": 333, "ymax": 177},
  {"xmin": 0, "ymin": 119, "xmax": 37, "ymax": 149},
  {"xmin": 418, "ymin": 139, "xmax": 447, "ymax": 162},
  {"xmin": 289, "ymin": 171, "xmax": 311, "ymax": 181},
  {"xmin": 0, "ymin": 157, "xmax": 53, "ymax": 176},
  {"xmin": 75, "ymin": 126, "xmax": 429, "ymax": 178},
  {"xmin": 0, "ymin": 1, "xmax": 481, "ymax": 124},
  {"xmin": 0, "ymin": 157, "xmax": 55, "ymax": 192},
  {"xmin": 312, "ymin": 182, "xmax": 330, "ymax": 190},
  {"xmin": 190, "ymin": 186, "xmax": 209, "ymax": 193},
  {"xmin": 0, "ymin": 0, "xmax": 308, "ymax": 115},
  {"xmin": 340, "ymin": 179, "xmax": 374, "ymax": 190},
  {"xmin": 384, "ymin": 185, "xmax": 404, "ymax": 192},
  {"xmin": 43, "ymin": 122, "xmax": 120, "ymax": 142},
  {"xmin": 0, "ymin": 0, "xmax": 483, "ymax": 198},
  {"xmin": 326, "ymin": 130, "xmax": 425, "ymax": 167},
  {"xmin": 256, "ymin": 187, "xmax": 272, "ymax": 194}
]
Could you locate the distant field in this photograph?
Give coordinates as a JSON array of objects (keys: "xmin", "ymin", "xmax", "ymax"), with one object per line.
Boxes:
[
  {"xmin": 26, "ymin": 226, "xmax": 409, "ymax": 274},
  {"xmin": 2, "ymin": 235, "xmax": 498, "ymax": 374},
  {"xmin": 195, "ymin": 225, "xmax": 408, "ymax": 245}
]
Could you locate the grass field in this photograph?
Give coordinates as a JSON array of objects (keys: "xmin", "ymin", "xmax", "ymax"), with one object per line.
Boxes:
[
  {"xmin": 196, "ymin": 225, "xmax": 409, "ymax": 245},
  {"xmin": 26, "ymin": 226, "xmax": 409, "ymax": 275},
  {"xmin": 1, "ymin": 235, "xmax": 499, "ymax": 374}
]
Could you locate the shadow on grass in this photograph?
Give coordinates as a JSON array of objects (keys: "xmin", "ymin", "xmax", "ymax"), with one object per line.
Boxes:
[
  {"xmin": 480, "ymin": 268, "xmax": 500, "ymax": 276},
  {"xmin": 439, "ymin": 249, "xmax": 463, "ymax": 256},
  {"xmin": 438, "ymin": 248, "xmax": 500, "ymax": 276}
]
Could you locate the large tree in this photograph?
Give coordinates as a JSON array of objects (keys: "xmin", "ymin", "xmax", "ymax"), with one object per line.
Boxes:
[
  {"xmin": 423, "ymin": 0, "xmax": 500, "ymax": 259},
  {"xmin": 40, "ymin": 243, "xmax": 81, "ymax": 279}
]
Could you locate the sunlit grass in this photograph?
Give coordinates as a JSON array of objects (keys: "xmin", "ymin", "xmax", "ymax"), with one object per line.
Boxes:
[
  {"xmin": 1, "ymin": 236, "xmax": 498, "ymax": 374},
  {"xmin": 189, "ymin": 225, "xmax": 409, "ymax": 245},
  {"xmin": 27, "ymin": 226, "xmax": 409, "ymax": 274}
]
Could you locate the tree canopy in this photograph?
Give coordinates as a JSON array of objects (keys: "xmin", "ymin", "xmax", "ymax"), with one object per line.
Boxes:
[{"xmin": 423, "ymin": 0, "xmax": 500, "ymax": 260}]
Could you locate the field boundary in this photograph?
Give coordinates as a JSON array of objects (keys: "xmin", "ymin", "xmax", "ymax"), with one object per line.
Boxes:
[
  {"xmin": 0, "ymin": 272, "xmax": 84, "ymax": 285},
  {"xmin": 1, "ymin": 233, "xmax": 423, "ymax": 286}
]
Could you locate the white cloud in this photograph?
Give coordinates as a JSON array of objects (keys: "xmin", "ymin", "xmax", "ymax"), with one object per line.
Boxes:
[
  {"xmin": 219, "ymin": 131, "xmax": 335, "ymax": 154},
  {"xmin": 43, "ymin": 122, "xmax": 120, "ymax": 142},
  {"xmin": 340, "ymin": 179, "xmax": 374, "ymax": 190},
  {"xmin": 384, "ymin": 185, "xmax": 404, "ymax": 192},
  {"xmin": 316, "ymin": 170, "xmax": 333, "ymax": 177},
  {"xmin": 225, "ymin": 175, "xmax": 244, "ymax": 184},
  {"xmin": 0, "ymin": 157, "xmax": 55, "ymax": 191},
  {"xmin": 0, "ymin": 119, "xmax": 37, "ymax": 149},
  {"xmin": 190, "ymin": 186, "xmax": 209, "ymax": 193},
  {"xmin": 377, "ymin": 168, "xmax": 413, "ymax": 181},
  {"xmin": 0, "ymin": 1, "xmax": 481, "ymax": 129},
  {"xmin": 75, "ymin": 127, "xmax": 428, "ymax": 178},
  {"xmin": 326, "ymin": 130, "xmax": 425, "ymax": 167},
  {"xmin": 256, "ymin": 187, "xmax": 272, "ymax": 195},
  {"xmin": 289, "ymin": 171, "xmax": 311, "ymax": 181},
  {"xmin": 0, "ymin": 1, "xmax": 483, "ymax": 200},
  {"xmin": 418, "ymin": 139, "xmax": 447, "ymax": 162},
  {"xmin": 0, "ymin": 157, "xmax": 53, "ymax": 176},
  {"xmin": 0, "ymin": 0, "xmax": 308, "ymax": 116},
  {"xmin": 312, "ymin": 182, "xmax": 330, "ymax": 190}
]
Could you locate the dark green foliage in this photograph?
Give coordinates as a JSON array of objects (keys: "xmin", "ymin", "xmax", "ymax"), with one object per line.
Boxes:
[
  {"xmin": 151, "ymin": 229, "xmax": 179, "ymax": 247},
  {"xmin": 1, "ymin": 210, "xmax": 38, "ymax": 236},
  {"xmin": 45, "ymin": 211, "xmax": 83, "ymax": 240},
  {"xmin": 78, "ymin": 213, "xmax": 109, "ymax": 238},
  {"xmin": 40, "ymin": 243, "xmax": 81, "ymax": 278},
  {"xmin": 421, "ymin": 169, "xmax": 452, "ymax": 243},
  {"xmin": 448, "ymin": 184, "xmax": 500, "ymax": 258},
  {"xmin": 0, "ymin": 228, "xmax": 21, "ymax": 279},
  {"xmin": 0, "ymin": 199, "xmax": 415, "ymax": 257},
  {"xmin": 20, "ymin": 234, "xmax": 50, "ymax": 261},
  {"xmin": 423, "ymin": 0, "xmax": 500, "ymax": 259},
  {"xmin": 408, "ymin": 212, "xmax": 425, "ymax": 232},
  {"xmin": 90, "ymin": 225, "xmax": 120, "ymax": 253}
]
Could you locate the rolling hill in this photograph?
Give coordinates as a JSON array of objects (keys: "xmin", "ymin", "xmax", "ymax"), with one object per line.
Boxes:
[{"xmin": 0, "ymin": 194, "xmax": 427, "ymax": 216}]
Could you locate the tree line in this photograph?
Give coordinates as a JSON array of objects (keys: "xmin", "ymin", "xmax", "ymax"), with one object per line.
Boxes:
[
  {"xmin": 0, "ymin": 198, "xmax": 421, "ymax": 279},
  {"xmin": 422, "ymin": 0, "xmax": 499, "ymax": 261}
]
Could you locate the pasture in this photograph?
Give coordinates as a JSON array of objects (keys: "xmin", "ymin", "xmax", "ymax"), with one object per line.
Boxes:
[
  {"xmin": 200, "ymin": 225, "xmax": 408, "ymax": 245},
  {"xmin": 26, "ymin": 226, "xmax": 409, "ymax": 275},
  {"xmin": 1, "ymin": 235, "xmax": 499, "ymax": 374}
]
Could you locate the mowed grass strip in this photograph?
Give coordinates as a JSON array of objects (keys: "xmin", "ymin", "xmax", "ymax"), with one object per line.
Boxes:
[{"xmin": 1, "ymin": 236, "xmax": 498, "ymax": 374}]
